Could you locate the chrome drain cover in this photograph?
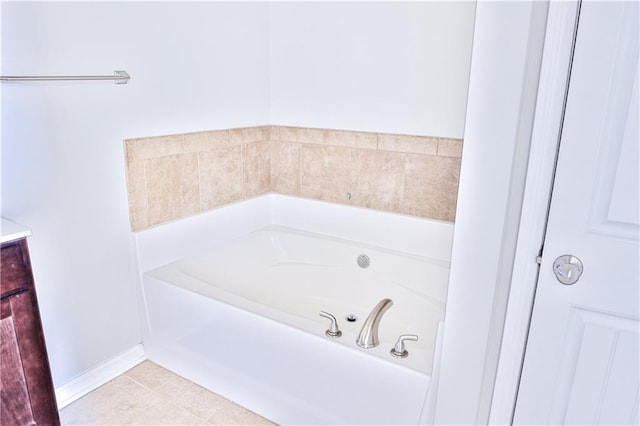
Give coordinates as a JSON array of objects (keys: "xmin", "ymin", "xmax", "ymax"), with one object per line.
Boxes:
[{"xmin": 357, "ymin": 254, "xmax": 370, "ymax": 269}]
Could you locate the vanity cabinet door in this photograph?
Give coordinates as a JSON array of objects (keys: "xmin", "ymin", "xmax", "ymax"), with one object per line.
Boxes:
[
  {"xmin": 0, "ymin": 240, "xmax": 59, "ymax": 426},
  {"xmin": 2, "ymin": 292, "xmax": 38, "ymax": 425}
]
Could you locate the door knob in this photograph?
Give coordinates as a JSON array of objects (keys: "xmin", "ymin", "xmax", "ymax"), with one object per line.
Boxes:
[{"xmin": 553, "ymin": 255, "xmax": 583, "ymax": 285}]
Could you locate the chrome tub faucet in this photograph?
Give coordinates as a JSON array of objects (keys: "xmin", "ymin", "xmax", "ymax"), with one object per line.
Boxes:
[{"xmin": 356, "ymin": 298, "xmax": 393, "ymax": 349}]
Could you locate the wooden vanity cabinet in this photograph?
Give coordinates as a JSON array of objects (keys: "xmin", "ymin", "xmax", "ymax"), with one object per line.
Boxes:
[{"xmin": 1, "ymin": 238, "xmax": 59, "ymax": 426}]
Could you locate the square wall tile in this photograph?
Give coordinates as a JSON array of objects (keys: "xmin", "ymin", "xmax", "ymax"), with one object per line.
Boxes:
[
  {"xmin": 124, "ymin": 154, "xmax": 148, "ymax": 231},
  {"xmin": 278, "ymin": 126, "xmax": 326, "ymax": 144},
  {"xmin": 128, "ymin": 209, "xmax": 149, "ymax": 232},
  {"xmin": 182, "ymin": 129, "xmax": 230, "ymax": 153},
  {"xmin": 437, "ymin": 138, "xmax": 464, "ymax": 158},
  {"xmin": 401, "ymin": 154, "xmax": 461, "ymax": 221},
  {"xmin": 199, "ymin": 146, "xmax": 243, "ymax": 210},
  {"xmin": 378, "ymin": 133, "xmax": 438, "ymax": 155},
  {"xmin": 126, "ymin": 134, "xmax": 184, "ymax": 161},
  {"xmin": 271, "ymin": 141, "xmax": 301, "ymax": 196},
  {"xmin": 145, "ymin": 153, "xmax": 200, "ymax": 227},
  {"xmin": 349, "ymin": 150, "xmax": 407, "ymax": 212},
  {"xmin": 324, "ymin": 129, "xmax": 377, "ymax": 150},
  {"xmin": 300, "ymin": 144, "xmax": 352, "ymax": 204},
  {"xmin": 243, "ymin": 141, "xmax": 271, "ymax": 198},
  {"xmin": 229, "ymin": 126, "xmax": 270, "ymax": 144}
]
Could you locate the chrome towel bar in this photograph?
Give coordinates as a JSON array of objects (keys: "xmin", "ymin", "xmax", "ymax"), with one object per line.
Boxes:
[{"xmin": 0, "ymin": 70, "xmax": 130, "ymax": 84}]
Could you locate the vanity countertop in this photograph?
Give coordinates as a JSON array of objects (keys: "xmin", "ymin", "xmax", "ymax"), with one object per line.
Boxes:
[{"xmin": 1, "ymin": 218, "xmax": 32, "ymax": 244}]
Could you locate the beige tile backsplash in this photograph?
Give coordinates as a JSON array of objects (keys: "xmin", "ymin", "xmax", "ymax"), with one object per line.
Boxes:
[{"xmin": 124, "ymin": 126, "xmax": 462, "ymax": 231}]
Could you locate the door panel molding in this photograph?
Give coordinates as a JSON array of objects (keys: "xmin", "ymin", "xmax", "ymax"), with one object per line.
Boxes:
[
  {"xmin": 588, "ymin": 1, "xmax": 639, "ymax": 240},
  {"xmin": 549, "ymin": 306, "xmax": 639, "ymax": 424}
]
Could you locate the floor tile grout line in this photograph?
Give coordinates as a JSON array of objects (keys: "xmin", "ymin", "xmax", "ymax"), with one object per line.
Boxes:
[
  {"xmin": 123, "ymin": 367, "xmax": 236, "ymax": 424},
  {"xmin": 124, "ymin": 375, "xmax": 212, "ymax": 426},
  {"xmin": 122, "ymin": 371, "xmax": 172, "ymax": 393},
  {"xmin": 62, "ymin": 362, "xmax": 275, "ymax": 426}
]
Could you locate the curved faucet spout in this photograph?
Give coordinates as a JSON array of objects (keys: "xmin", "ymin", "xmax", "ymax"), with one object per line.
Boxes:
[{"xmin": 356, "ymin": 298, "xmax": 393, "ymax": 349}]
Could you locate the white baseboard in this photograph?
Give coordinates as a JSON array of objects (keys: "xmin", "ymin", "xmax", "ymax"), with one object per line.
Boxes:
[{"xmin": 55, "ymin": 344, "xmax": 146, "ymax": 410}]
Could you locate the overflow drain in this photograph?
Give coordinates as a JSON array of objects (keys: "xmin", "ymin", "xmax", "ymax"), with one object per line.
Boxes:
[
  {"xmin": 357, "ymin": 254, "xmax": 370, "ymax": 269},
  {"xmin": 345, "ymin": 314, "xmax": 358, "ymax": 323}
]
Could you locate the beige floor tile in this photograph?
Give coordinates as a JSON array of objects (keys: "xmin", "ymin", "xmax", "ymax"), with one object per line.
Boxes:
[
  {"xmin": 154, "ymin": 374, "xmax": 229, "ymax": 420},
  {"xmin": 60, "ymin": 362, "xmax": 276, "ymax": 426},
  {"xmin": 60, "ymin": 375, "xmax": 208, "ymax": 425},
  {"xmin": 59, "ymin": 376, "xmax": 149, "ymax": 425},
  {"xmin": 154, "ymin": 374, "xmax": 274, "ymax": 425},
  {"xmin": 207, "ymin": 397, "xmax": 274, "ymax": 425},
  {"xmin": 105, "ymin": 389, "xmax": 208, "ymax": 425},
  {"xmin": 124, "ymin": 360, "xmax": 176, "ymax": 390}
]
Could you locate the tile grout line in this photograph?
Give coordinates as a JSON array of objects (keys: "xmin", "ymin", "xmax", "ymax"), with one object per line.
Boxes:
[
  {"xmin": 124, "ymin": 367, "xmax": 271, "ymax": 426},
  {"xmin": 122, "ymin": 374, "xmax": 213, "ymax": 425}
]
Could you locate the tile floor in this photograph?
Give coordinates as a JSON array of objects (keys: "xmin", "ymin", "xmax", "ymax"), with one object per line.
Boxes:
[{"xmin": 59, "ymin": 361, "xmax": 275, "ymax": 425}]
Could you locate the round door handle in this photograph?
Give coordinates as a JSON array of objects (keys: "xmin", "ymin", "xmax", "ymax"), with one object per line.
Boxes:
[{"xmin": 553, "ymin": 255, "xmax": 583, "ymax": 285}]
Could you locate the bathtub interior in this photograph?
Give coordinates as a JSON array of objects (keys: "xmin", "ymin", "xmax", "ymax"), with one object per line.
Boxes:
[
  {"xmin": 146, "ymin": 224, "xmax": 449, "ymax": 374},
  {"xmin": 135, "ymin": 194, "xmax": 454, "ymax": 424}
]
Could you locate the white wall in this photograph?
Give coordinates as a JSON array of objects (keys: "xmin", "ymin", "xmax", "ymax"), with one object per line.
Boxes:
[
  {"xmin": 269, "ymin": 1, "xmax": 475, "ymax": 138},
  {"xmin": 1, "ymin": 1, "xmax": 270, "ymax": 386},
  {"xmin": 1, "ymin": 0, "xmax": 474, "ymax": 389}
]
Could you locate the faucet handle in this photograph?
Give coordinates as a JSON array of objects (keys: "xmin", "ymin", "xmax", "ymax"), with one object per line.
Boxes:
[
  {"xmin": 319, "ymin": 311, "xmax": 342, "ymax": 338},
  {"xmin": 390, "ymin": 334, "xmax": 418, "ymax": 358}
]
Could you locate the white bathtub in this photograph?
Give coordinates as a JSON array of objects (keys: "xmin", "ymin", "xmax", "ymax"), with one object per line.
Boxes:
[{"xmin": 135, "ymin": 194, "xmax": 453, "ymax": 425}]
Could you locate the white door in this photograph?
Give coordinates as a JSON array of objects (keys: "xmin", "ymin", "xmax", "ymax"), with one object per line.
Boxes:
[{"xmin": 514, "ymin": 1, "xmax": 639, "ymax": 425}]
